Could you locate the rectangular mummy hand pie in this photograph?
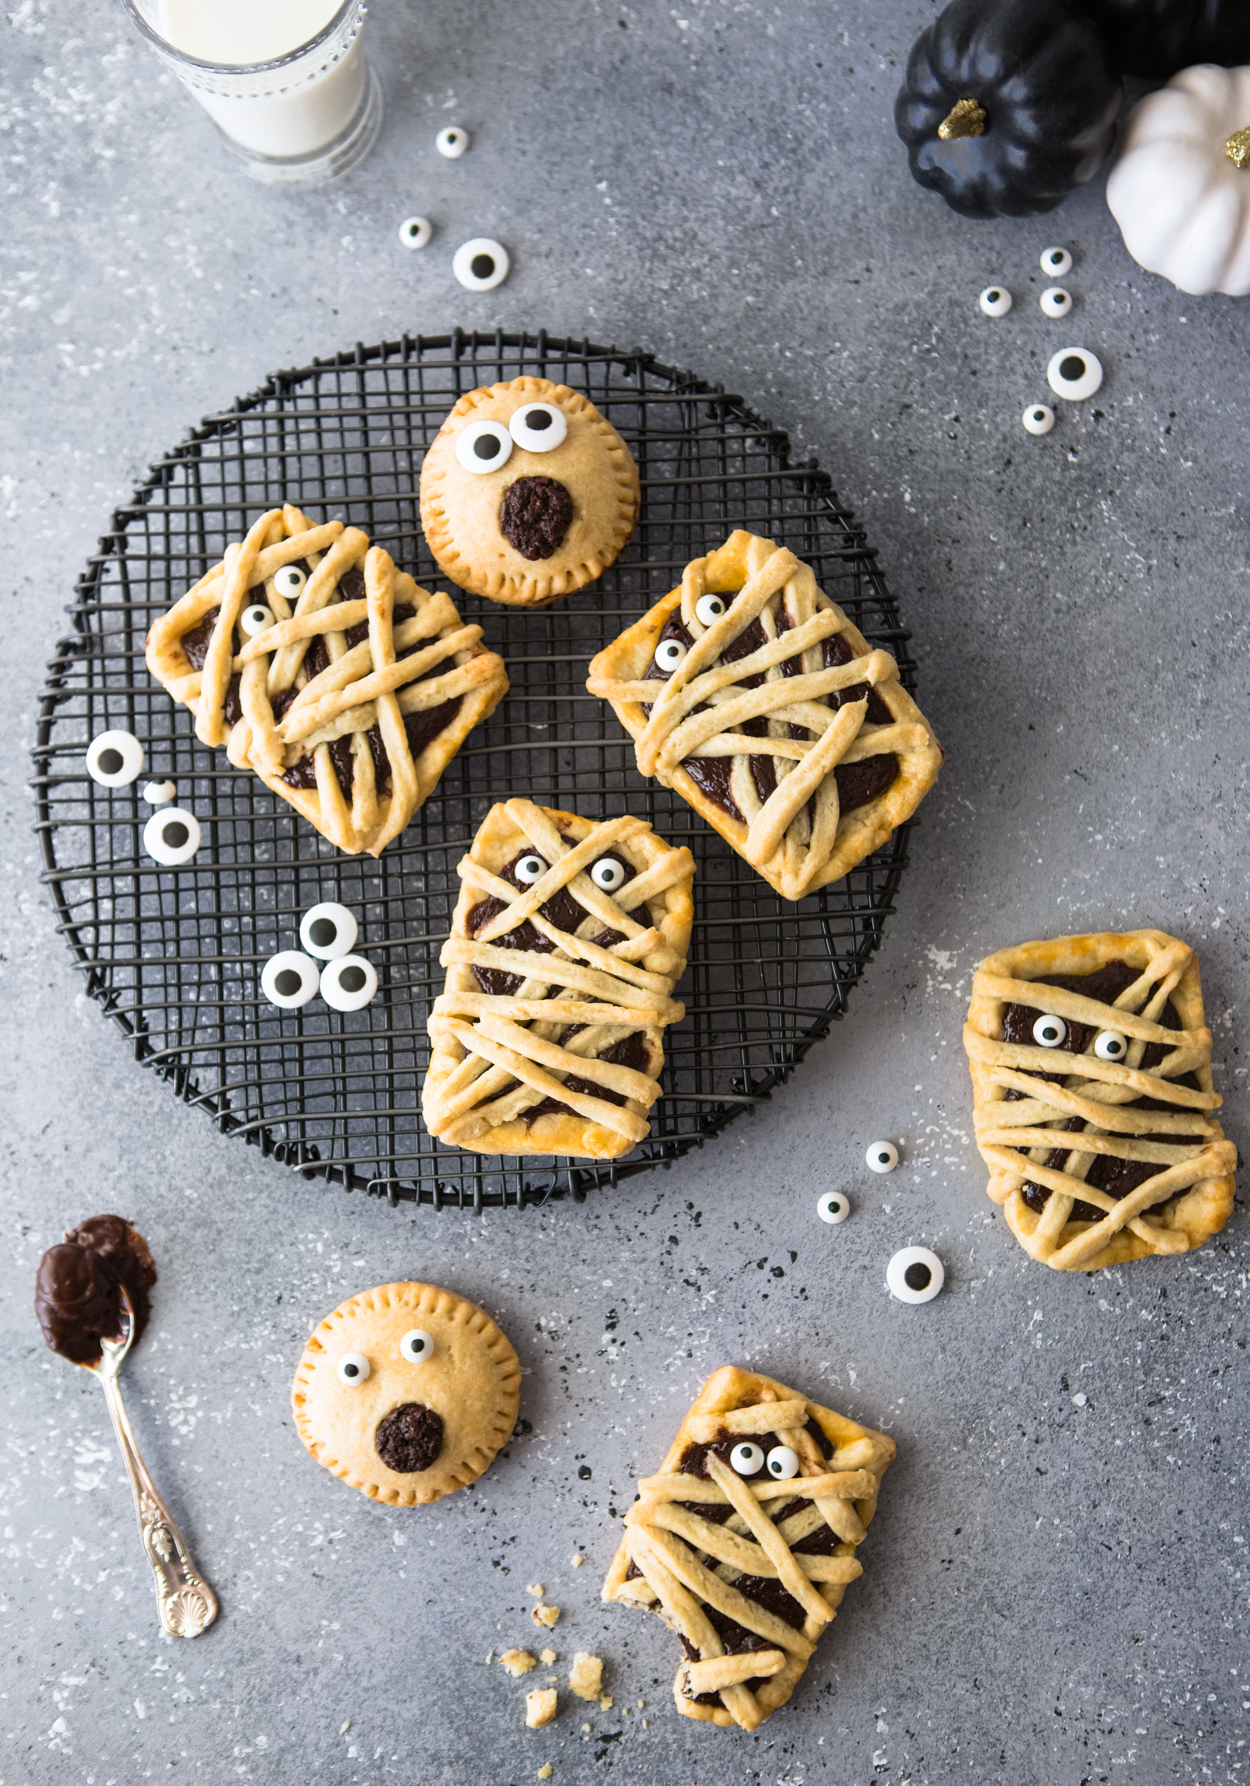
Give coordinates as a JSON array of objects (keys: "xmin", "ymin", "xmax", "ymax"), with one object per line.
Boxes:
[
  {"xmin": 964, "ymin": 928, "xmax": 1236, "ymax": 1271},
  {"xmin": 145, "ymin": 503, "xmax": 509, "ymax": 856},
  {"xmin": 602, "ymin": 1365, "xmax": 895, "ymax": 1731},
  {"xmin": 586, "ymin": 529, "xmax": 943, "ymax": 900},
  {"xmin": 423, "ymin": 799, "xmax": 694, "ymax": 1159}
]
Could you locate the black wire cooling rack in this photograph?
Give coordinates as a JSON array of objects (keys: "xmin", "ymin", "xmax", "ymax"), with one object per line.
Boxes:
[{"xmin": 32, "ymin": 330, "xmax": 919, "ymax": 1210}]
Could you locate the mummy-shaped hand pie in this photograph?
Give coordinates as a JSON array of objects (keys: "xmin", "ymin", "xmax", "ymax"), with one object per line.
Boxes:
[
  {"xmin": 145, "ymin": 503, "xmax": 508, "ymax": 855},
  {"xmin": 602, "ymin": 1365, "xmax": 895, "ymax": 1731},
  {"xmin": 587, "ymin": 530, "xmax": 943, "ymax": 900},
  {"xmin": 964, "ymin": 928, "xmax": 1236, "ymax": 1271},
  {"xmin": 423, "ymin": 799, "xmax": 694, "ymax": 1159}
]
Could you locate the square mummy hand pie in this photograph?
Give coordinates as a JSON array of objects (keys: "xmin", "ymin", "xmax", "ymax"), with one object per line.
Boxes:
[
  {"xmin": 419, "ymin": 377, "xmax": 640, "ymax": 606},
  {"xmin": 602, "ymin": 1365, "xmax": 895, "ymax": 1731},
  {"xmin": 586, "ymin": 529, "xmax": 943, "ymax": 900},
  {"xmin": 964, "ymin": 928, "xmax": 1236, "ymax": 1272},
  {"xmin": 145, "ymin": 504, "xmax": 508, "ymax": 856},
  {"xmin": 423, "ymin": 799, "xmax": 694, "ymax": 1159}
]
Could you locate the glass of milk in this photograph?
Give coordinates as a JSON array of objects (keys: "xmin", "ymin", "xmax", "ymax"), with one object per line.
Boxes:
[{"xmin": 122, "ymin": 0, "xmax": 383, "ymax": 184}]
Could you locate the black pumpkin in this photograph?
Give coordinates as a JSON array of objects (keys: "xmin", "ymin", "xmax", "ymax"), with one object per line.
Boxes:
[
  {"xmin": 1071, "ymin": 0, "xmax": 1250, "ymax": 78},
  {"xmin": 895, "ymin": 0, "xmax": 1122, "ymax": 220}
]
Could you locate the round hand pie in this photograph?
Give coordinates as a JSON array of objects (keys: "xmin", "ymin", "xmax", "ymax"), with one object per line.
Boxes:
[
  {"xmin": 419, "ymin": 376, "xmax": 640, "ymax": 606},
  {"xmin": 291, "ymin": 1281, "xmax": 521, "ymax": 1505}
]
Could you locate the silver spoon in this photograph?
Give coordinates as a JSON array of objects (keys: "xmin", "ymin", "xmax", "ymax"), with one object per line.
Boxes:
[{"xmin": 89, "ymin": 1286, "xmax": 218, "ymax": 1638}]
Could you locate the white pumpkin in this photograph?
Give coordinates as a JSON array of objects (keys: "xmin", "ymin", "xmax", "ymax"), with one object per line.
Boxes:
[{"xmin": 1107, "ymin": 63, "xmax": 1250, "ymax": 297}]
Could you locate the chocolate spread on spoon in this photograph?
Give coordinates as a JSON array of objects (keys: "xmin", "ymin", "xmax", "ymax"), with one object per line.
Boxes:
[{"xmin": 34, "ymin": 1214, "xmax": 156, "ymax": 1368}]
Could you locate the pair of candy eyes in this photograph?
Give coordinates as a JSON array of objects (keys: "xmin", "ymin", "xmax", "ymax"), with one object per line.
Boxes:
[
  {"xmin": 653, "ymin": 595, "xmax": 733, "ymax": 671},
  {"xmin": 1032, "ymin": 1015, "xmax": 1128, "ymax": 1060},
  {"xmin": 728, "ymin": 1441, "xmax": 801, "ymax": 1479},
  {"xmin": 514, "ymin": 852, "xmax": 628, "ymax": 892},
  {"xmin": 337, "ymin": 1330, "xmax": 433, "ymax": 1384},
  {"xmin": 455, "ymin": 403, "xmax": 569, "ymax": 474},
  {"xmin": 230, "ymin": 562, "xmax": 307, "ymax": 639}
]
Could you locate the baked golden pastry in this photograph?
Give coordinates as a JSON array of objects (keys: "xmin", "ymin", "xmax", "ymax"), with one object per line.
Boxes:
[
  {"xmin": 423, "ymin": 799, "xmax": 694, "ymax": 1159},
  {"xmin": 586, "ymin": 529, "xmax": 943, "ymax": 899},
  {"xmin": 419, "ymin": 377, "xmax": 640, "ymax": 606},
  {"xmin": 602, "ymin": 1365, "xmax": 895, "ymax": 1731},
  {"xmin": 964, "ymin": 928, "xmax": 1236, "ymax": 1271},
  {"xmin": 291, "ymin": 1281, "xmax": 521, "ymax": 1506},
  {"xmin": 146, "ymin": 504, "xmax": 508, "ymax": 855}
]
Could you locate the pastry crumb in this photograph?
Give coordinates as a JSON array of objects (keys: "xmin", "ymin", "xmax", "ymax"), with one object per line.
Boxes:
[
  {"xmin": 642, "ymin": 1718, "xmax": 648, "ymax": 1728},
  {"xmin": 339, "ymin": 1721, "xmax": 351, "ymax": 1734},
  {"xmin": 485, "ymin": 1651, "xmax": 493, "ymax": 1665},
  {"xmin": 526, "ymin": 1688, "xmax": 558, "ymax": 1729},
  {"xmin": 600, "ymin": 1695, "xmax": 613, "ymax": 1711},
  {"xmin": 569, "ymin": 1652, "xmax": 603, "ymax": 1701},
  {"xmin": 570, "ymin": 1553, "xmax": 584, "ymax": 1567},
  {"xmin": 532, "ymin": 1603, "xmax": 560, "ymax": 1628},
  {"xmin": 636, "ymin": 1699, "xmax": 645, "ymax": 1709},
  {"xmin": 580, "ymin": 1722, "xmax": 591, "ymax": 1734},
  {"xmin": 539, "ymin": 1648, "xmax": 557, "ymax": 1665},
  {"xmin": 500, "ymin": 1649, "xmax": 537, "ymax": 1678},
  {"xmin": 538, "ymin": 1769, "xmax": 553, "ymax": 1781},
  {"xmin": 526, "ymin": 1582, "xmax": 544, "ymax": 1597}
]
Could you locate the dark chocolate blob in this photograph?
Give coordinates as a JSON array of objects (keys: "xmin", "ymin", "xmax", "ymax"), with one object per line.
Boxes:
[
  {"xmin": 34, "ymin": 1214, "xmax": 157, "ymax": 1367},
  {"xmin": 499, "ymin": 476, "xmax": 574, "ymax": 560},
  {"xmin": 374, "ymin": 1401, "xmax": 444, "ymax": 1473}
]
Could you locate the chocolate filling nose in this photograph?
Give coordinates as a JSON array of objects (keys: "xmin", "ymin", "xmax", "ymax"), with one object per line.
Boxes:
[
  {"xmin": 499, "ymin": 475, "xmax": 574, "ymax": 561},
  {"xmin": 374, "ymin": 1401, "xmax": 444, "ymax": 1473}
]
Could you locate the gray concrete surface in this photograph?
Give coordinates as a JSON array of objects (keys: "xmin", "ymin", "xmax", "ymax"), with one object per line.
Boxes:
[{"xmin": 3, "ymin": 1, "xmax": 1248, "ymax": 1781}]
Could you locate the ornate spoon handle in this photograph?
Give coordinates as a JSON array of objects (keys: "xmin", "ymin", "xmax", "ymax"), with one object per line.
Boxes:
[{"xmin": 100, "ymin": 1372, "xmax": 218, "ymax": 1637}]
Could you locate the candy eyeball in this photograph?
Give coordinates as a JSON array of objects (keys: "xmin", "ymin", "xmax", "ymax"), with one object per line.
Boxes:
[
  {"xmin": 337, "ymin": 1352, "xmax": 370, "ymax": 1386},
  {"xmin": 654, "ymin": 638, "xmax": 688, "ymax": 673},
  {"xmin": 239, "ymin": 603, "xmax": 275, "ymax": 639},
  {"xmin": 1023, "ymin": 403, "xmax": 1055, "ymax": 436},
  {"xmin": 509, "ymin": 402, "xmax": 568, "ymax": 453},
  {"xmin": 436, "ymin": 125, "xmax": 469, "ymax": 159},
  {"xmin": 887, "ymin": 1245, "xmax": 945, "ymax": 1305},
  {"xmin": 590, "ymin": 855, "xmax": 627, "ymax": 892},
  {"xmin": 272, "ymin": 564, "xmax": 306, "ymax": 600},
  {"xmin": 143, "ymin": 779, "xmax": 176, "ymax": 805},
  {"xmin": 1040, "ymin": 246, "xmax": 1072, "ymax": 277},
  {"xmin": 1094, "ymin": 1029, "xmax": 1128, "ymax": 1062},
  {"xmin": 143, "ymin": 806, "xmax": 201, "ymax": 866},
  {"xmin": 514, "ymin": 853, "xmax": 547, "ymax": 885},
  {"xmin": 87, "ymin": 730, "xmax": 144, "ymax": 787},
  {"xmin": 399, "ymin": 1329, "xmax": 435, "ymax": 1364},
  {"xmin": 1033, "ymin": 1013, "xmax": 1067, "ymax": 1048},
  {"xmin": 979, "ymin": 285, "xmax": 1012, "ymax": 317},
  {"xmin": 261, "ymin": 949, "xmax": 319, "ymax": 1010},
  {"xmin": 766, "ymin": 1444, "xmax": 800, "ymax": 1479},
  {"xmin": 320, "ymin": 954, "xmax": 378, "ymax": 1013},
  {"xmin": 1040, "ymin": 287, "xmax": 1072, "ymax": 318},
  {"xmin": 1047, "ymin": 348, "xmax": 1103, "ymax": 402},
  {"xmin": 729, "ymin": 1442, "xmax": 765, "ymax": 1476},
  {"xmin": 817, "ymin": 1190, "xmax": 850, "ymax": 1225},
  {"xmin": 398, "ymin": 215, "xmax": 432, "ymax": 250},
  {"xmin": 866, "ymin": 1141, "xmax": 899, "ymax": 1174},
  {"xmin": 694, "ymin": 592, "xmax": 728, "ymax": 626},
  {"xmin": 299, "ymin": 901, "xmax": 358, "ymax": 961},
  {"xmin": 455, "ymin": 418, "xmax": 513, "ymax": 475},
  {"xmin": 453, "ymin": 237, "xmax": 509, "ymax": 292}
]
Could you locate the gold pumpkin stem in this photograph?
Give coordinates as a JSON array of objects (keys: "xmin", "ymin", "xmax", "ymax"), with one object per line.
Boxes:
[
  {"xmin": 1226, "ymin": 125, "xmax": 1250, "ymax": 168},
  {"xmin": 938, "ymin": 97, "xmax": 987, "ymax": 140}
]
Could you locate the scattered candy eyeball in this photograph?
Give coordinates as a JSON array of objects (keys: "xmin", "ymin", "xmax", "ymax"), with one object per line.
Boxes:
[
  {"xmin": 261, "ymin": 949, "xmax": 319, "ymax": 1010},
  {"xmin": 887, "ymin": 1245, "xmax": 945, "ymax": 1305},
  {"xmin": 143, "ymin": 806, "xmax": 201, "ymax": 866},
  {"xmin": 1094, "ymin": 1028, "xmax": 1128, "ymax": 1062},
  {"xmin": 866, "ymin": 1141, "xmax": 899, "ymax": 1175},
  {"xmin": 399, "ymin": 1329, "xmax": 435, "ymax": 1364},
  {"xmin": 337, "ymin": 1352, "xmax": 370, "ymax": 1386},
  {"xmin": 979, "ymin": 285, "xmax": 1012, "ymax": 317},
  {"xmin": 456, "ymin": 417, "xmax": 513, "ymax": 474},
  {"xmin": 1033, "ymin": 1013, "xmax": 1067, "ymax": 1048},
  {"xmin": 1047, "ymin": 347, "xmax": 1102, "ymax": 402},
  {"xmin": 436, "ymin": 125, "xmax": 469, "ymax": 159},
  {"xmin": 1040, "ymin": 286, "xmax": 1072, "ymax": 318},
  {"xmin": 729, "ymin": 1442, "xmax": 765, "ymax": 1476},
  {"xmin": 694, "ymin": 592, "xmax": 728, "ymax": 626},
  {"xmin": 590, "ymin": 855, "xmax": 627, "ymax": 892},
  {"xmin": 816, "ymin": 1190, "xmax": 851, "ymax": 1225},
  {"xmin": 654, "ymin": 638, "xmax": 688, "ymax": 672},
  {"xmin": 87, "ymin": 730, "xmax": 144, "ymax": 787},
  {"xmin": 397, "ymin": 215, "xmax": 433, "ymax": 250},
  {"xmin": 509, "ymin": 402, "xmax": 568, "ymax": 452},
  {"xmin": 272, "ymin": 564, "xmax": 306, "ymax": 600},
  {"xmin": 453, "ymin": 237, "xmax": 509, "ymax": 291},
  {"xmin": 765, "ymin": 1445, "xmax": 800, "ymax": 1480},
  {"xmin": 1023, "ymin": 403, "xmax": 1055, "ymax": 436},
  {"xmin": 515, "ymin": 853, "xmax": 547, "ymax": 884},
  {"xmin": 143, "ymin": 779, "xmax": 176, "ymax": 805},
  {"xmin": 1040, "ymin": 246, "xmax": 1072, "ymax": 277},
  {"xmin": 239, "ymin": 603, "xmax": 275, "ymax": 639},
  {"xmin": 320, "ymin": 955, "xmax": 378, "ymax": 1013},
  {"xmin": 299, "ymin": 901, "xmax": 358, "ymax": 961}
]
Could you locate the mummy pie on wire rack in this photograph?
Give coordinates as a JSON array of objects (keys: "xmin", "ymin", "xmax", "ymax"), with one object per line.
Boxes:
[
  {"xmin": 602, "ymin": 1365, "xmax": 895, "ymax": 1731},
  {"xmin": 587, "ymin": 529, "xmax": 943, "ymax": 900},
  {"xmin": 964, "ymin": 929, "xmax": 1236, "ymax": 1271},
  {"xmin": 423, "ymin": 800, "xmax": 694, "ymax": 1159},
  {"xmin": 145, "ymin": 504, "xmax": 509, "ymax": 856}
]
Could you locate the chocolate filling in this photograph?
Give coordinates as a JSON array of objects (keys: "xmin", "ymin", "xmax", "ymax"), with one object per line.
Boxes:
[
  {"xmin": 34, "ymin": 1214, "xmax": 157, "ymax": 1367},
  {"xmin": 374, "ymin": 1401, "xmax": 444, "ymax": 1473},
  {"xmin": 499, "ymin": 475, "xmax": 574, "ymax": 560}
]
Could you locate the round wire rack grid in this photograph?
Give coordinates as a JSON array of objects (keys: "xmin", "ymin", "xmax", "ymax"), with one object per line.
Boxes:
[{"xmin": 32, "ymin": 330, "xmax": 918, "ymax": 1211}]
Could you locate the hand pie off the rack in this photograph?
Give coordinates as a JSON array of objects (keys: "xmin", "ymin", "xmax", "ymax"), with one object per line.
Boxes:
[
  {"xmin": 423, "ymin": 800, "xmax": 694, "ymax": 1159},
  {"xmin": 602, "ymin": 1366, "xmax": 895, "ymax": 1731},
  {"xmin": 964, "ymin": 929, "xmax": 1236, "ymax": 1271},
  {"xmin": 145, "ymin": 505, "xmax": 508, "ymax": 855},
  {"xmin": 587, "ymin": 529, "xmax": 943, "ymax": 900}
]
